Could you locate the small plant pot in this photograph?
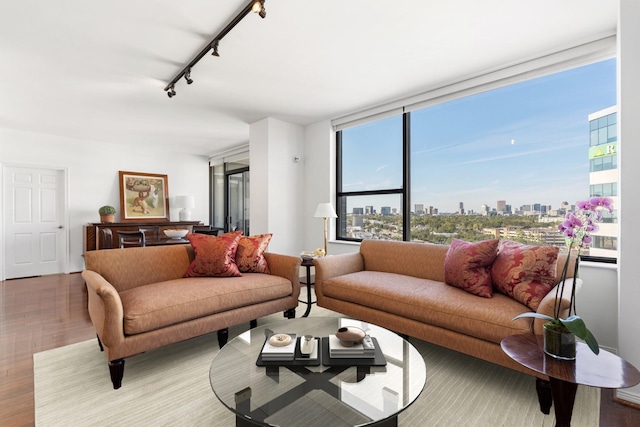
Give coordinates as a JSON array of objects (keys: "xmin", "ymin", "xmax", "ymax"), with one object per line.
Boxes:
[
  {"xmin": 543, "ymin": 323, "xmax": 576, "ymax": 360},
  {"xmin": 100, "ymin": 214, "xmax": 115, "ymax": 224}
]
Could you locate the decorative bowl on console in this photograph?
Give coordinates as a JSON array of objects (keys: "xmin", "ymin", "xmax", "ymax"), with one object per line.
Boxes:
[{"xmin": 164, "ymin": 229, "xmax": 189, "ymax": 239}]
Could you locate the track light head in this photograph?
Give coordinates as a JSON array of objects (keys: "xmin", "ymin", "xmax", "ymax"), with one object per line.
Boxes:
[
  {"xmin": 167, "ymin": 86, "xmax": 176, "ymax": 98},
  {"xmin": 211, "ymin": 39, "xmax": 220, "ymax": 57},
  {"xmin": 252, "ymin": 1, "xmax": 266, "ymax": 18},
  {"xmin": 184, "ymin": 68, "xmax": 193, "ymax": 84}
]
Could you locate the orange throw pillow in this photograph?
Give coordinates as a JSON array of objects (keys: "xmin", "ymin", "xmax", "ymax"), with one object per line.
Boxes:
[
  {"xmin": 491, "ymin": 240, "xmax": 559, "ymax": 311},
  {"xmin": 236, "ymin": 234, "xmax": 272, "ymax": 273},
  {"xmin": 444, "ymin": 238, "xmax": 499, "ymax": 298},
  {"xmin": 184, "ymin": 231, "xmax": 243, "ymax": 277}
]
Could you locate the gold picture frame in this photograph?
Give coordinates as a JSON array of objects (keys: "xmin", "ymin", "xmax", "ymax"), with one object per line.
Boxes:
[{"xmin": 118, "ymin": 171, "xmax": 170, "ymax": 222}]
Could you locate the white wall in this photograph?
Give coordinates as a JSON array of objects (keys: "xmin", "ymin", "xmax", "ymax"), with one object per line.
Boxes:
[
  {"xmin": 577, "ymin": 262, "xmax": 618, "ymax": 352},
  {"xmin": 0, "ymin": 128, "xmax": 210, "ymax": 274},
  {"xmin": 250, "ymin": 118, "xmax": 305, "ymax": 255},
  {"xmin": 617, "ymin": 0, "xmax": 640, "ymax": 404}
]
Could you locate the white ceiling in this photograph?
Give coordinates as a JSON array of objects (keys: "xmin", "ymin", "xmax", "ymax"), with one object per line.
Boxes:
[{"xmin": 0, "ymin": 1, "xmax": 617, "ymax": 157}]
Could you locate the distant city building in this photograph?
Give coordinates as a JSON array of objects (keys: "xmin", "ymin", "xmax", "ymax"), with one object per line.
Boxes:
[
  {"xmin": 588, "ymin": 106, "xmax": 618, "ymax": 257},
  {"xmin": 458, "ymin": 202, "xmax": 465, "ymax": 215},
  {"xmin": 353, "ymin": 207, "xmax": 364, "ymax": 215},
  {"xmin": 497, "ymin": 200, "xmax": 506, "ymax": 212},
  {"xmin": 365, "ymin": 205, "xmax": 374, "ymax": 215},
  {"xmin": 338, "ymin": 198, "xmax": 348, "ymax": 238},
  {"xmin": 414, "ymin": 204, "xmax": 424, "ymax": 215},
  {"xmin": 381, "ymin": 206, "xmax": 392, "ymax": 216}
]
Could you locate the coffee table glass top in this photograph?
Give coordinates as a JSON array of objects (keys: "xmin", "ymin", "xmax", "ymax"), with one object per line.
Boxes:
[{"xmin": 209, "ymin": 317, "xmax": 426, "ymax": 427}]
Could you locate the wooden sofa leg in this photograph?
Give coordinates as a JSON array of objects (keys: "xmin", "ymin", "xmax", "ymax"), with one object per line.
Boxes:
[
  {"xmin": 218, "ymin": 328, "xmax": 229, "ymax": 348},
  {"xmin": 536, "ymin": 378, "xmax": 552, "ymax": 414},
  {"xmin": 283, "ymin": 308, "xmax": 296, "ymax": 319},
  {"xmin": 97, "ymin": 334, "xmax": 104, "ymax": 351},
  {"xmin": 109, "ymin": 359, "xmax": 125, "ymax": 390},
  {"xmin": 250, "ymin": 319, "xmax": 257, "ymax": 329}
]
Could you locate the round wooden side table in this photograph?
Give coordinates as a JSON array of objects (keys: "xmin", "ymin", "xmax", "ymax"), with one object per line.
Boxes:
[{"xmin": 501, "ymin": 334, "xmax": 640, "ymax": 427}]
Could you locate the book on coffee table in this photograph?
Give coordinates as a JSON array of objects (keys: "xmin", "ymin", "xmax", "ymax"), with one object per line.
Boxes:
[
  {"xmin": 260, "ymin": 334, "xmax": 297, "ymax": 361},
  {"xmin": 328, "ymin": 334, "xmax": 375, "ymax": 358}
]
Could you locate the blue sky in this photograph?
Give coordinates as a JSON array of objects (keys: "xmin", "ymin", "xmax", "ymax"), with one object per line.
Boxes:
[{"xmin": 342, "ymin": 59, "xmax": 616, "ymax": 214}]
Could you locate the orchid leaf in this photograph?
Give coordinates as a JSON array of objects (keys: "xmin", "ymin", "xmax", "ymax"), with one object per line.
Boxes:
[
  {"xmin": 512, "ymin": 313, "xmax": 600, "ymax": 355},
  {"xmin": 560, "ymin": 315, "xmax": 600, "ymax": 354},
  {"xmin": 512, "ymin": 313, "xmax": 555, "ymax": 322}
]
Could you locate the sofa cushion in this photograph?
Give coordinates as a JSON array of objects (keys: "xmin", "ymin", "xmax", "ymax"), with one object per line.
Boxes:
[
  {"xmin": 321, "ymin": 271, "xmax": 532, "ymax": 344},
  {"xmin": 444, "ymin": 238, "xmax": 499, "ymax": 298},
  {"xmin": 184, "ymin": 231, "xmax": 243, "ymax": 277},
  {"xmin": 491, "ymin": 240, "xmax": 559, "ymax": 311},
  {"xmin": 119, "ymin": 274, "xmax": 293, "ymax": 335},
  {"xmin": 236, "ymin": 234, "xmax": 272, "ymax": 273}
]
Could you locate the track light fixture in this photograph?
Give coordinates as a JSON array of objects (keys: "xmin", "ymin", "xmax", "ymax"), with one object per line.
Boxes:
[
  {"xmin": 211, "ymin": 39, "xmax": 220, "ymax": 57},
  {"xmin": 184, "ymin": 68, "xmax": 193, "ymax": 84},
  {"xmin": 252, "ymin": 0, "xmax": 266, "ymax": 18},
  {"xmin": 164, "ymin": 0, "xmax": 266, "ymax": 98}
]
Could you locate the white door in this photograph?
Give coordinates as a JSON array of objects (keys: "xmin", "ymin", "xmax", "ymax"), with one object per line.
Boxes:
[{"xmin": 3, "ymin": 166, "xmax": 67, "ymax": 279}]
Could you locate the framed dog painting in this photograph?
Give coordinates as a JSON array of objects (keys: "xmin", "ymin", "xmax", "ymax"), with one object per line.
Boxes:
[{"xmin": 118, "ymin": 171, "xmax": 170, "ymax": 222}]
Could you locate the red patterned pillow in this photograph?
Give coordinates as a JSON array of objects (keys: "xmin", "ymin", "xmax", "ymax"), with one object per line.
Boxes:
[
  {"xmin": 236, "ymin": 234, "xmax": 272, "ymax": 273},
  {"xmin": 444, "ymin": 238, "xmax": 499, "ymax": 298},
  {"xmin": 491, "ymin": 240, "xmax": 559, "ymax": 311},
  {"xmin": 184, "ymin": 231, "xmax": 243, "ymax": 277}
]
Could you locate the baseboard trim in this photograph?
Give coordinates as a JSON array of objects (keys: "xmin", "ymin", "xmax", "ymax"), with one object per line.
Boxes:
[{"xmin": 615, "ymin": 389, "xmax": 640, "ymax": 408}]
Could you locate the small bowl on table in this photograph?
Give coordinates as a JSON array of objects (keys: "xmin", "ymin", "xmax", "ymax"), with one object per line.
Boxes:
[{"xmin": 163, "ymin": 229, "xmax": 189, "ymax": 239}]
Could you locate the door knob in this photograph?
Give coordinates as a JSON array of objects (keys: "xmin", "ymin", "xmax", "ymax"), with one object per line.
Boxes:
[{"xmin": 58, "ymin": 225, "xmax": 63, "ymax": 229}]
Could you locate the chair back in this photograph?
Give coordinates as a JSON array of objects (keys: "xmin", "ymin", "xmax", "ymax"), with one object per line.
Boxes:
[
  {"xmin": 99, "ymin": 228, "xmax": 113, "ymax": 249},
  {"xmin": 139, "ymin": 226, "xmax": 159, "ymax": 239},
  {"xmin": 118, "ymin": 230, "xmax": 146, "ymax": 248}
]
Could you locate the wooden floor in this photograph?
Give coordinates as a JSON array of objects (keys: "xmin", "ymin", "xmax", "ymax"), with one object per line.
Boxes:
[{"xmin": 1, "ymin": 274, "xmax": 639, "ymax": 426}]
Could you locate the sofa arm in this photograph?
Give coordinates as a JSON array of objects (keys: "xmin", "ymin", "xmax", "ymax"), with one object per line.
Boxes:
[
  {"xmin": 82, "ymin": 270, "xmax": 126, "ymax": 348},
  {"xmin": 533, "ymin": 278, "xmax": 583, "ymax": 335},
  {"xmin": 264, "ymin": 253, "xmax": 302, "ymax": 300},
  {"xmin": 313, "ymin": 253, "xmax": 365, "ymax": 300}
]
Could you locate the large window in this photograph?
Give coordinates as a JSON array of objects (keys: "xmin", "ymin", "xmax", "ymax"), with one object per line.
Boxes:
[{"xmin": 337, "ymin": 59, "xmax": 617, "ymax": 258}]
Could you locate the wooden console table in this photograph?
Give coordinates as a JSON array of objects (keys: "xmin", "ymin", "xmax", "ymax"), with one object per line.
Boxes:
[
  {"xmin": 501, "ymin": 334, "xmax": 640, "ymax": 427},
  {"xmin": 83, "ymin": 221, "xmax": 201, "ymax": 253}
]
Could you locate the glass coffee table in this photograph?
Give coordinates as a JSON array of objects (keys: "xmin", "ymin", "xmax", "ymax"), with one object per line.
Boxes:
[{"xmin": 210, "ymin": 317, "xmax": 426, "ymax": 427}]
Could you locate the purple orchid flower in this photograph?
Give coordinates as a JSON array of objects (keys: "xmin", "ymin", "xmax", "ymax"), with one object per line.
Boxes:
[{"xmin": 589, "ymin": 197, "xmax": 614, "ymax": 213}]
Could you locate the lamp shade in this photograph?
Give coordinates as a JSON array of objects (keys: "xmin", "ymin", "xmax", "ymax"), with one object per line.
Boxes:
[
  {"xmin": 314, "ymin": 203, "xmax": 337, "ymax": 218},
  {"xmin": 175, "ymin": 195, "xmax": 195, "ymax": 209}
]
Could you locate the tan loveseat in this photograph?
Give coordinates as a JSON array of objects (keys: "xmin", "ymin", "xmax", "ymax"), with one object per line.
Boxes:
[
  {"xmin": 82, "ymin": 244, "xmax": 301, "ymax": 389},
  {"xmin": 314, "ymin": 239, "xmax": 577, "ymax": 412}
]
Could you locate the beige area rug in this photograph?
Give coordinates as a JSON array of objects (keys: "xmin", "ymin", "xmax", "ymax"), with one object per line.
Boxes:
[{"xmin": 34, "ymin": 305, "xmax": 599, "ymax": 426}]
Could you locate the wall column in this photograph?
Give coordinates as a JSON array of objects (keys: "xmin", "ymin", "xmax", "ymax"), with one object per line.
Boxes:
[
  {"xmin": 249, "ymin": 118, "xmax": 304, "ymax": 255},
  {"xmin": 617, "ymin": 0, "xmax": 640, "ymax": 405}
]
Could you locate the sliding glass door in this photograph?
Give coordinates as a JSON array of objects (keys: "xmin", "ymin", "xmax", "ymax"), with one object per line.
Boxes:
[{"xmin": 226, "ymin": 166, "xmax": 249, "ymax": 235}]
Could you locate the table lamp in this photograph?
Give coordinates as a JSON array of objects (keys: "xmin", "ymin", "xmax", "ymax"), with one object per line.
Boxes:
[
  {"xmin": 176, "ymin": 195, "xmax": 195, "ymax": 221},
  {"xmin": 313, "ymin": 202, "xmax": 338, "ymax": 256}
]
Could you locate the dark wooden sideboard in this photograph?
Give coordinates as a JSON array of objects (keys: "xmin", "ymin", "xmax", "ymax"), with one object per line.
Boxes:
[{"xmin": 83, "ymin": 221, "xmax": 202, "ymax": 253}]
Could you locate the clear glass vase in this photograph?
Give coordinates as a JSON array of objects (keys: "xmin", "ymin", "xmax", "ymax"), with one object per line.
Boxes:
[{"xmin": 543, "ymin": 323, "xmax": 576, "ymax": 360}]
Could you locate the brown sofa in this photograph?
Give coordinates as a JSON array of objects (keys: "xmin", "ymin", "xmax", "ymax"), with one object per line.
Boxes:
[
  {"xmin": 82, "ymin": 244, "xmax": 301, "ymax": 389},
  {"xmin": 314, "ymin": 239, "xmax": 577, "ymax": 412}
]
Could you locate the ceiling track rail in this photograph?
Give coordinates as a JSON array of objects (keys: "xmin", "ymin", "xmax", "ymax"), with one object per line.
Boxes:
[{"xmin": 163, "ymin": 0, "xmax": 266, "ymax": 97}]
